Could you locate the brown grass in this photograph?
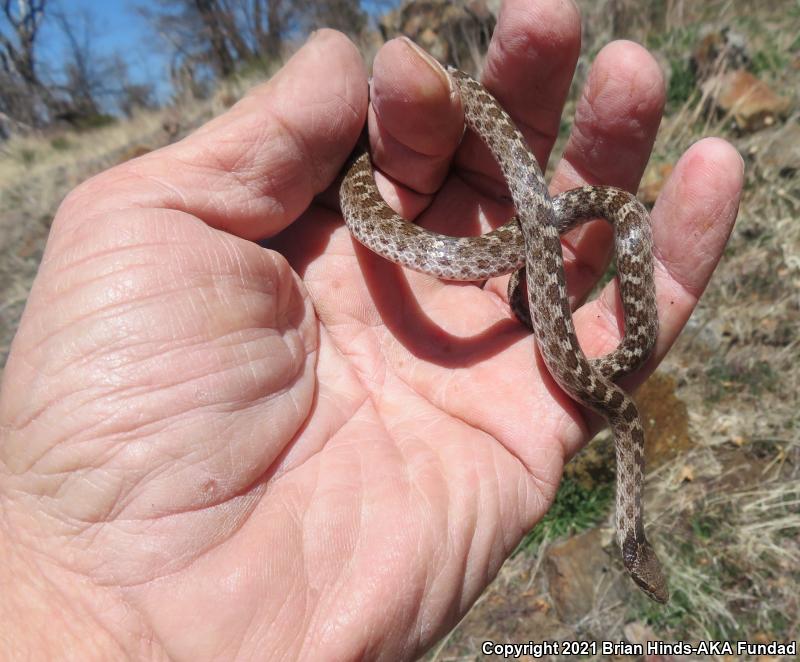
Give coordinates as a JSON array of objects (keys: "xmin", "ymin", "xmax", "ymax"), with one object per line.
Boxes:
[
  {"xmin": 1, "ymin": 0, "xmax": 798, "ymax": 655},
  {"xmin": 432, "ymin": 0, "xmax": 800, "ymax": 653}
]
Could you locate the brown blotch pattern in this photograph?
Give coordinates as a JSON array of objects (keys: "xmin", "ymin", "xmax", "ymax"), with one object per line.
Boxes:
[{"xmin": 340, "ymin": 67, "xmax": 665, "ymax": 604}]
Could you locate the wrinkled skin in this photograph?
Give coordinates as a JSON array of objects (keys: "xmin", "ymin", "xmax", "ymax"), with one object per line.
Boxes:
[{"xmin": 0, "ymin": 1, "xmax": 741, "ymax": 659}]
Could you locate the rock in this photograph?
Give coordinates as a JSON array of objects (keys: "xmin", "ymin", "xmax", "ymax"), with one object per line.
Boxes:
[
  {"xmin": 702, "ymin": 69, "xmax": 791, "ymax": 132},
  {"xmin": 378, "ymin": 0, "xmax": 496, "ymax": 74},
  {"xmin": 691, "ymin": 28, "xmax": 750, "ymax": 82},
  {"xmin": 635, "ymin": 372, "xmax": 694, "ymax": 466},
  {"xmin": 545, "ymin": 528, "xmax": 625, "ymax": 621},
  {"xmin": 754, "ymin": 121, "xmax": 800, "ymax": 178},
  {"xmin": 566, "ymin": 372, "xmax": 693, "ymax": 490}
]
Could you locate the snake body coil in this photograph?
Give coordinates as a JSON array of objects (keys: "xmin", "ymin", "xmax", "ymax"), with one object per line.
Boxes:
[{"xmin": 340, "ymin": 67, "xmax": 668, "ymax": 603}]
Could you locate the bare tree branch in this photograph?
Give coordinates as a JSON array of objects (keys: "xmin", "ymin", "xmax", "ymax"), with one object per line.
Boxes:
[
  {"xmin": 140, "ymin": 0, "xmax": 367, "ymax": 97},
  {"xmin": 0, "ymin": 0, "xmax": 53, "ymax": 124}
]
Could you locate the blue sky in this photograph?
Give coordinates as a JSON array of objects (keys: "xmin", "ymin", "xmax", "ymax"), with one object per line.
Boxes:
[
  {"xmin": 4, "ymin": 0, "xmax": 393, "ymax": 107},
  {"xmin": 34, "ymin": 0, "xmax": 171, "ymax": 101}
]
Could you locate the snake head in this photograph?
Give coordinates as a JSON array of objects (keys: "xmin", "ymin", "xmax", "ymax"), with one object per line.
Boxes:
[{"xmin": 623, "ymin": 533, "xmax": 669, "ymax": 604}]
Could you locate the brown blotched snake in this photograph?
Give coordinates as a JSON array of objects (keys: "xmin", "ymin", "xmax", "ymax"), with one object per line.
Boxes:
[{"xmin": 339, "ymin": 67, "xmax": 668, "ymax": 603}]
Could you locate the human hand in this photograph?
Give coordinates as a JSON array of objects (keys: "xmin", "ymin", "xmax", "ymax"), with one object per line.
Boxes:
[{"xmin": 0, "ymin": 1, "xmax": 741, "ymax": 659}]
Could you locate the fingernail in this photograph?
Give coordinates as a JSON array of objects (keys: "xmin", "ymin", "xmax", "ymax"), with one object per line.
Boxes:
[{"xmin": 399, "ymin": 37, "xmax": 452, "ymax": 91}]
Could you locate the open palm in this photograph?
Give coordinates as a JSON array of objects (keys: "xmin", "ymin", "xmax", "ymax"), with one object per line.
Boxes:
[{"xmin": 0, "ymin": 2, "xmax": 741, "ymax": 659}]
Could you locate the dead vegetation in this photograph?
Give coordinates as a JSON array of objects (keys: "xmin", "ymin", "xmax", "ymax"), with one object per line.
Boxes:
[
  {"xmin": 1, "ymin": 0, "xmax": 798, "ymax": 657},
  {"xmin": 430, "ymin": 0, "xmax": 800, "ymax": 656}
]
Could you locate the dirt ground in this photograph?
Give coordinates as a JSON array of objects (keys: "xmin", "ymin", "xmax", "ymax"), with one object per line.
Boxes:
[{"xmin": 1, "ymin": 0, "xmax": 798, "ymax": 658}]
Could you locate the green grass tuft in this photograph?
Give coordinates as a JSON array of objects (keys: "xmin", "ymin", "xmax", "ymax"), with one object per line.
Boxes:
[
  {"xmin": 706, "ymin": 357, "xmax": 778, "ymax": 403},
  {"xmin": 50, "ymin": 136, "xmax": 71, "ymax": 151},
  {"xmin": 515, "ymin": 476, "xmax": 614, "ymax": 555},
  {"xmin": 667, "ymin": 58, "xmax": 697, "ymax": 109}
]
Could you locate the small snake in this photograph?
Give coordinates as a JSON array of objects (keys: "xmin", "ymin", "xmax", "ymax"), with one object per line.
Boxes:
[{"xmin": 340, "ymin": 67, "xmax": 668, "ymax": 603}]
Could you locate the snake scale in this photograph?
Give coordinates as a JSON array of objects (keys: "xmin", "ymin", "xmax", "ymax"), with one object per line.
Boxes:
[{"xmin": 340, "ymin": 67, "xmax": 668, "ymax": 604}]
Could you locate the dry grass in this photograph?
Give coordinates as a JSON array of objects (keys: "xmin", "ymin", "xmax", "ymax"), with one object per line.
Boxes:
[
  {"xmin": 431, "ymin": 0, "xmax": 800, "ymax": 653},
  {"xmin": 1, "ymin": 0, "xmax": 799, "ymax": 655},
  {"xmin": 544, "ymin": 0, "xmax": 798, "ymax": 650},
  {"xmin": 0, "ymin": 66, "xmax": 279, "ymax": 362}
]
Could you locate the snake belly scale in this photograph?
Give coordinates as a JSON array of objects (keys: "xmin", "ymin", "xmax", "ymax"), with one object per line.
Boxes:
[{"xmin": 340, "ymin": 67, "xmax": 668, "ymax": 604}]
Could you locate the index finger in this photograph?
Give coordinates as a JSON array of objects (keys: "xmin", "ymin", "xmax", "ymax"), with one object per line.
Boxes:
[{"xmin": 364, "ymin": 0, "xmax": 583, "ymax": 238}]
